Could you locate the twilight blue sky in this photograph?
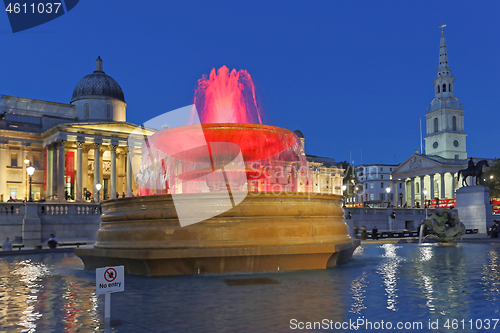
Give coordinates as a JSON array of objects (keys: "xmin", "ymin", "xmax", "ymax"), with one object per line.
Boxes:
[{"xmin": 1, "ymin": 1, "xmax": 499, "ymax": 165}]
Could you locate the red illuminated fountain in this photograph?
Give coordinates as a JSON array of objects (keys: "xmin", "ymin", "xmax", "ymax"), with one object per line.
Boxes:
[
  {"xmin": 75, "ymin": 66, "xmax": 359, "ymax": 276},
  {"xmin": 137, "ymin": 65, "xmax": 312, "ymax": 195}
]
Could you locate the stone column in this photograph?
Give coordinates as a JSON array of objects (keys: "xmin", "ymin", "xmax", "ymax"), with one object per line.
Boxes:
[
  {"xmin": 0, "ymin": 143, "xmax": 7, "ymax": 201},
  {"xmin": 57, "ymin": 140, "xmax": 66, "ymax": 201},
  {"xmin": 430, "ymin": 174, "xmax": 435, "ymax": 200},
  {"xmin": 110, "ymin": 144, "xmax": 118, "ymax": 199},
  {"xmin": 93, "ymin": 143, "xmax": 101, "ymax": 201},
  {"xmin": 440, "ymin": 173, "xmax": 445, "ymax": 199},
  {"xmin": 82, "ymin": 146, "xmax": 89, "ymax": 199},
  {"xmin": 51, "ymin": 142, "xmax": 57, "ymax": 200},
  {"xmin": 76, "ymin": 141, "xmax": 84, "ymax": 202},
  {"xmin": 410, "ymin": 177, "xmax": 415, "ymax": 208},
  {"xmin": 22, "ymin": 146, "xmax": 28, "ymax": 200},
  {"xmin": 419, "ymin": 175, "xmax": 425, "ymax": 205},
  {"xmin": 393, "ymin": 181, "xmax": 399, "ymax": 207},
  {"xmin": 126, "ymin": 146, "xmax": 133, "ymax": 197},
  {"xmin": 45, "ymin": 145, "xmax": 52, "ymax": 199},
  {"xmin": 451, "ymin": 173, "xmax": 456, "ymax": 198}
]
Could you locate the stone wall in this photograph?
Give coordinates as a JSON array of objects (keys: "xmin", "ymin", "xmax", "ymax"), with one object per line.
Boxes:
[
  {"xmin": 344, "ymin": 207, "xmax": 453, "ymax": 234},
  {"xmin": 0, "ymin": 202, "xmax": 101, "ymax": 248}
]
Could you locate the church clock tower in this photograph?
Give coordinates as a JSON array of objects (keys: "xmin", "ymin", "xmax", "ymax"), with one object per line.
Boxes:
[{"xmin": 424, "ymin": 27, "xmax": 467, "ymax": 159}]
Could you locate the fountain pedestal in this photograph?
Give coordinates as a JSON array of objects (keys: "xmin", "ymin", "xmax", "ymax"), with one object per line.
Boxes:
[
  {"xmin": 455, "ymin": 185, "xmax": 495, "ymax": 233},
  {"xmin": 75, "ymin": 192, "xmax": 359, "ymax": 276}
]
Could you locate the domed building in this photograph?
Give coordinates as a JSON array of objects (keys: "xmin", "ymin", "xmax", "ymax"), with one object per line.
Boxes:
[
  {"xmin": 0, "ymin": 57, "xmax": 153, "ymax": 203},
  {"xmin": 71, "ymin": 57, "xmax": 127, "ymax": 122}
]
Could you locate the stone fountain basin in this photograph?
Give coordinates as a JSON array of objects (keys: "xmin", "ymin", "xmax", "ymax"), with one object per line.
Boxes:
[{"xmin": 75, "ymin": 192, "xmax": 359, "ymax": 276}]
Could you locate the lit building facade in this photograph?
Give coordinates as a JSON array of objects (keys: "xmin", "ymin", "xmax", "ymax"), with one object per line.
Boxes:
[{"xmin": 0, "ymin": 57, "xmax": 152, "ymax": 202}]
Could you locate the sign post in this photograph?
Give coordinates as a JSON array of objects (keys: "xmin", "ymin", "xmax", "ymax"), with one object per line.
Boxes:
[{"xmin": 96, "ymin": 266, "xmax": 124, "ymax": 321}]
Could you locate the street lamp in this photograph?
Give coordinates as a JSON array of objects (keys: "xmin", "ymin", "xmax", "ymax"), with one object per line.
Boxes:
[
  {"xmin": 24, "ymin": 157, "xmax": 29, "ymax": 199},
  {"xmin": 26, "ymin": 164, "xmax": 35, "ymax": 202},
  {"xmin": 423, "ymin": 189, "xmax": 428, "ymax": 207},
  {"xmin": 95, "ymin": 183, "xmax": 102, "ymax": 202},
  {"xmin": 341, "ymin": 185, "xmax": 347, "ymax": 206},
  {"xmin": 385, "ymin": 187, "xmax": 391, "ymax": 208}
]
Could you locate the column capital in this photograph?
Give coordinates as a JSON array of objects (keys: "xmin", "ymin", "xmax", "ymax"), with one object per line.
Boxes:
[
  {"xmin": 58, "ymin": 139, "xmax": 67, "ymax": 146},
  {"xmin": 93, "ymin": 143, "xmax": 102, "ymax": 149},
  {"xmin": 76, "ymin": 141, "xmax": 85, "ymax": 149},
  {"xmin": 110, "ymin": 144, "xmax": 118, "ymax": 152},
  {"xmin": 125, "ymin": 146, "xmax": 131, "ymax": 153}
]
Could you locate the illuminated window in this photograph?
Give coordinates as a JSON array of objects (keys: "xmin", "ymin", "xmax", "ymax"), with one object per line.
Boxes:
[{"xmin": 11, "ymin": 153, "xmax": 17, "ymax": 167}]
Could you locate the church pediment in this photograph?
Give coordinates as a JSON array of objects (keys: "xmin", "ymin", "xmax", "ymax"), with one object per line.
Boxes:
[{"xmin": 392, "ymin": 154, "xmax": 442, "ymax": 175}]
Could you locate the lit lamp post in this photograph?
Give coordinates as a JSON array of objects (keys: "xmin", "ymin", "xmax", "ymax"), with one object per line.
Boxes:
[
  {"xmin": 342, "ymin": 185, "xmax": 347, "ymax": 207},
  {"xmin": 96, "ymin": 183, "xmax": 102, "ymax": 202},
  {"xmin": 24, "ymin": 156, "xmax": 29, "ymax": 199},
  {"xmin": 423, "ymin": 189, "xmax": 428, "ymax": 207},
  {"xmin": 385, "ymin": 187, "xmax": 391, "ymax": 208},
  {"xmin": 26, "ymin": 164, "xmax": 35, "ymax": 202}
]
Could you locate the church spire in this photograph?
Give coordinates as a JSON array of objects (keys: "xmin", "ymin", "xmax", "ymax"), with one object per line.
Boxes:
[
  {"xmin": 437, "ymin": 33, "xmax": 451, "ymax": 77},
  {"xmin": 434, "ymin": 25, "xmax": 454, "ymax": 99}
]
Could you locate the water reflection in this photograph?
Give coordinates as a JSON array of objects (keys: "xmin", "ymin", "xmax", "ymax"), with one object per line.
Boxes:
[
  {"xmin": 0, "ymin": 254, "xmax": 101, "ymax": 333},
  {"xmin": 377, "ymin": 244, "xmax": 404, "ymax": 311},
  {"xmin": 481, "ymin": 247, "xmax": 500, "ymax": 311},
  {"xmin": 10, "ymin": 259, "xmax": 51, "ymax": 333},
  {"xmin": 349, "ymin": 271, "xmax": 368, "ymax": 314}
]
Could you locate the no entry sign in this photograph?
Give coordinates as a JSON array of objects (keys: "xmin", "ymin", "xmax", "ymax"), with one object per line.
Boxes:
[{"xmin": 96, "ymin": 266, "xmax": 124, "ymax": 295}]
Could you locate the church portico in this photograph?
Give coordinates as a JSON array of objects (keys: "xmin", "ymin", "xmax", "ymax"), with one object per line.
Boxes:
[{"xmin": 391, "ymin": 154, "xmax": 466, "ymax": 207}]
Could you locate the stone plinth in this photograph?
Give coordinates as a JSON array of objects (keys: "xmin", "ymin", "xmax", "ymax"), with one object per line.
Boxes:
[
  {"xmin": 455, "ymin": 185, "xmax": 494, "ymax": 233},
  {"xmin": 75, "ymin": 192, "xmax": 359, "ymax": 276}
]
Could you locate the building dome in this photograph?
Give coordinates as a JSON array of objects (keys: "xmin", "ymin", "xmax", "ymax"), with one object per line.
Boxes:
[
  {"xmin": 294, "ymin": 127, "xmax": 304, "ymax": 139},
  {"xmin": 71, "ymin": 56, "xmax": 125, "ymax": 103}
]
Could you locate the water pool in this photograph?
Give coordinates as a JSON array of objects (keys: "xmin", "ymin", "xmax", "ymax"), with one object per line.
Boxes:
[{"xmin": 1, "ymin": 243, "xmax": 499, "ymax": 332}]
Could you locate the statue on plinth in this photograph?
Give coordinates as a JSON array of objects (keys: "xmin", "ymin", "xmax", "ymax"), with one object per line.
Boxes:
[
  {"xmin": 422, "ymin": 208, "xmax": 466, "ymax": 243},
  {"xmin": 457, "ymin": 159, "xmax": 489, "ymax": 186}
]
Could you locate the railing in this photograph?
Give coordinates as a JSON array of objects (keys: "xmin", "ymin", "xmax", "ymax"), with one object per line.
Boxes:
[
  {"xmin": 37, "ymin": 203, "xmax": 101, "ymax": 215},
  {"xmin": 0, "ymin": 203, "xmax": 23, "ymax": 215},
  {"xmin": 0, "ymin": 202, "xmax": 101, "ymax": 217}
]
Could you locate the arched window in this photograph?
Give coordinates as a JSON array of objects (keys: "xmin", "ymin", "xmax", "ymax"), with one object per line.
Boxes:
[
  {"xmin": 85, "ymin": 104, "xmax": 90, "ymax": 118},
  {"xmin": 434, "ymin": 118, "xmax": 439, "ymax": 132},
  {"xmin": 442, "ymin": 84, "xmax": 446, "ymax": 92},
  {"xmin": 449, "ymin": 83, "xmax": 452, "ymax": 92},
  {"xmin": 437, "ymin": 85, "xmax": 440, "ymax": 93},
  {"xmin": 107, "ymin": 104, "xmax": 113, "ymax": 119},
  {"xmin": 452, "ymin": 116, "xmax": 457, "ymax": 131}
]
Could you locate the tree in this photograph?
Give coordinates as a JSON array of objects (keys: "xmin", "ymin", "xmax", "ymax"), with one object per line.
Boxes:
[{"xmin": 484, "ymin": 158, "xmax": 500, "ymax": 197}]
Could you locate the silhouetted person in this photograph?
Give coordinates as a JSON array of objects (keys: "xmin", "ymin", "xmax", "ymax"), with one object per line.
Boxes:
[
  {"xmin": 360, "ymin": 226, "xmax": 368, "ymax": 240},
  {"xmin": 372, "ymin": 226, "xmax": 378, "ymax": 240},
  {"xmin": 48, "ymin": 234, "xmax": 58, "ymax": 249},
  {"xmin": 122, "ymin": 192, "xmax": 126, "ymax": 198},
  {"xmin": 3, "ymin": 237, "xmax": 13, "ymax": 251},
  {"xmin": 353, "ymin": 226, "xmax": 359, "ymax": 239}
]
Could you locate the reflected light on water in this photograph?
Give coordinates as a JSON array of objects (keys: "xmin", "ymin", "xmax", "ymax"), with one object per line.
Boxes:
[
  {"xmin": 481, "ymin": 249, "xmax": 500, "ymax": 308},
  {"xmin": 419, "ymin": 246, "xmax": 433, "ymax": 262},
  {"xmin": 377, "ymin": 244, "xmax": 404, "ymax": 311},
  {"xmin": 349, "ymin": 272, "xmax": 368, "ymax": 314},
  {"xmin": 11, "ymin": 260, "xmax": 52, "ymax": 333}
]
